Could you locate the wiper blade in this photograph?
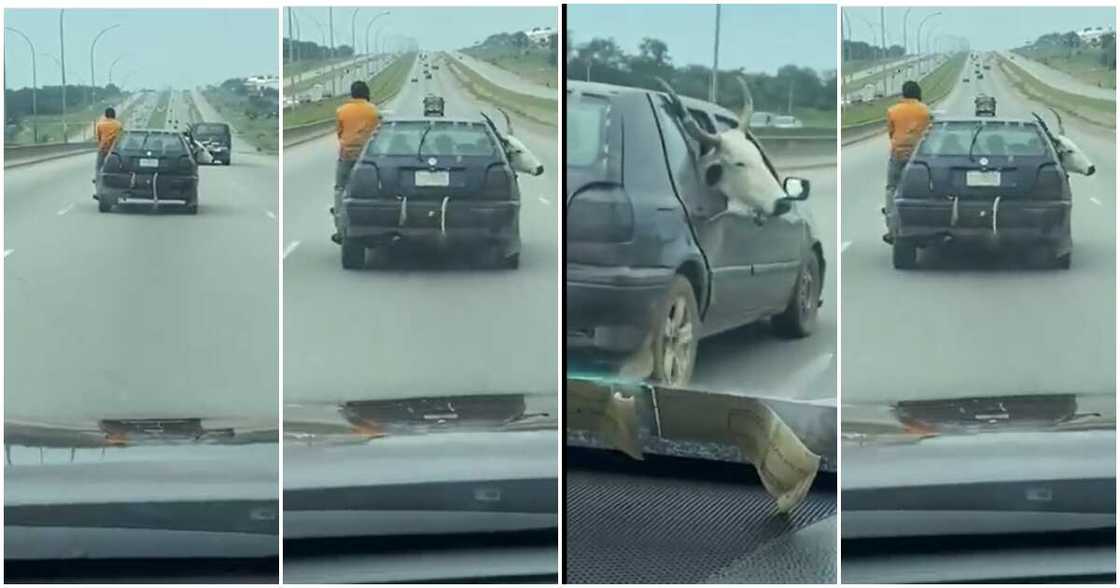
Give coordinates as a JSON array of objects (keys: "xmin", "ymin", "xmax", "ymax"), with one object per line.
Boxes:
[
  {"xmin": 968, "ymin": 123, "xmax": 985, "ymax": 162},
  {"xmin": 416, "ymin": 123, "xmax": 434, "ymax": 161}
]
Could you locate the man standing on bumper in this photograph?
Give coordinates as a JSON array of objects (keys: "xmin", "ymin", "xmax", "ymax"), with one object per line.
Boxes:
[
  {"xmin": 331, "ymin": 80, "xmax": 381, "ymax": 244},
  {"xmin": 883, "ymin": 81, "xmax": 930, "ymax": 243},
  {"xmin": 94, "ymin": 107, "xmax": 123, "ymax": 182}
]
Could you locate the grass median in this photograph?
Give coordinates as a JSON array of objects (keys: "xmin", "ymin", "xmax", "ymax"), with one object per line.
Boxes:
[
  {"xmin": 200, "ymin": 89, "xmax": 279, "ymax": 153},
  {"xmin": 999, "ymin": 55, "xmax": 1115, "ymax": 128},
  {"xmin": 147, "ymin": 91, "xmax": 170, "ymax": 129},
  {"xmin": 1013, "ymin": 47, "xmax": 1116, "ymax": 90},
  {"xmin": 7, "ymin": 98, "xmax": 120, "ymax": 145},
  {"xmin": 446, "ymin": 56, "xmax": 556, "ymax": 127},
  {"xmin": 283, "ymin": 52, "xmax": 415, "ymax": 129},
  {"xmin": 461, "ymin": 46, "xmax": 557, "ymax": 89},
  {"xmin": 841, "ymin": 53, "xmax": 966, "ymax": 128}
]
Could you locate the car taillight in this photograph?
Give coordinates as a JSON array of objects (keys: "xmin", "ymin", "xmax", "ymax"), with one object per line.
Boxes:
[
  {"xmin": 347, "ymin": 162, "xmax": 381, "ymax": 198},
  {"xmin": 178, "ymin": 155, "xmax": 194, "ymax": 171},
  {"xmin": 567, "ymin": 185, "xmax": 633, "ymax": 243},
  {"xmin": 102, "ymin": 153, "xmax": 123, "ymax": 173},
  {"xmin": 899, "ymin": 162, "xmax": 933, "ymax": 198},
  {"xmin": 1034, "ymin": 163, "xmax": 1066, "ymax": 199},
  {"xmin": 481, "ymin": 164, "xmax": 512, "ymax": 200}
]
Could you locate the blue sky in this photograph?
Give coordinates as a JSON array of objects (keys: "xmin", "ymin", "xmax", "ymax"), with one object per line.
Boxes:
[
  {"xmin": 843, "ymin": 7, "xmax": 1116, "ymax": 51},
  {"xmin": 4, "ymin": 9, "xmax": 277, "ymax": 91},
  {"xmin": 566, "ymin": 4, "xmax": 837, "ymax": 75},
  {"xmin": 283, "ymin": 6, "xmax": 557, "ymax": 53}
]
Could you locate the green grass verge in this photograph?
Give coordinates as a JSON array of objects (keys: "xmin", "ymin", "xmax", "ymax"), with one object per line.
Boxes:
[
  {"xmin": 7, "ymin": 97, "xmax": 121, "ymax": 145},
  {"xmin": 999, "ymin": 55, "xmax": 1115, "ymax": 128},
  {"xmin": 147, "ymin": 91, "xmax": 170, "ymax": 129},
  {"xmin": 200, "ymin": 90, "xmax": 279, "ymax": 153},
  {"xmin": 1013, "ymin": 46, "xmax": 1116, "ymax": 90},
  {"xmin": 461, "ymin": 46, "xmax": 557, "ymax": 89},
  {"xmin": 445, "ymin": 55, "xmax": 556, "ymax": 127},
  {"xmin": 283, "ymin": 53, "xmax": 416, "ymax": 129},
  {"xmin": 841, "ymin": 53, "xmax": 966, "ymax": 128}
]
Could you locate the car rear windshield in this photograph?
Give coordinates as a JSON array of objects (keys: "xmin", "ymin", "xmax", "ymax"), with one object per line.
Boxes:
[
  {"xmin": 364, "ymin": 121, "xmax": 496, "ymax": 158},
  {"xmin": 566, "ymin": 94, "xmax": 610, "ymax": 168},
  {"xmin": 193, "ymin": 123, "xmax": 229, "ymax": 137},
  {"xmin": 917, "ymin": 121, "xmax": 1049, "ymax": 158},
  {"xmin": 116, "ymin": 132, "xmax": 187, "ymax": 155}
]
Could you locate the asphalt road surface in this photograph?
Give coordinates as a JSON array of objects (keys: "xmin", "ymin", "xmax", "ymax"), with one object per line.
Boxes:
[
  {"xmin": 282, "ymin": 53, "xmax": 558, "ymax": 406},
  {"xmin": 841, "ymin": 59, "xmax": 1116, "ymax": 406},
  {"xmin": 5, "ymin": 94, "xmax": 279, "ymax": 423},
  {"xmin": 450, "ymin": 51, "xmax": 556, "ymax": 99},
  {"xmin": 690, "ymin": 162, "xmax": 838, "ymax": 402}
]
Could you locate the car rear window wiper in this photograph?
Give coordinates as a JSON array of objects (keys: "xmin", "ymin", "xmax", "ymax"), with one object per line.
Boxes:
[
  {"xmin": 968, "ymin": 124, "xmax": 985, "ymax": 162},
  {"xmin": 416, "ymin": 123, "xmax": 434, "ymax": 162}
]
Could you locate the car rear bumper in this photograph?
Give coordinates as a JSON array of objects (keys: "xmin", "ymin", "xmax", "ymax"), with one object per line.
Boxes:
[
  {"xmin": 566, "ymin": 263, "xmax": 676, "ymax": 356},
  {"xmin": 896, "ymin": 198, "xmax": 1070, "ymax": 245},
  {"xmin": 98, "ymin": 172, "xmax": 197, "ymax": 203},
  {"xmin": 341, "ymin": 198, "xmax": 519, "ymax": 250}
]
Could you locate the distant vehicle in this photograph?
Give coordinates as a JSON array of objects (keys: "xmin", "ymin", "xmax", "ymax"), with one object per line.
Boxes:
[
  {"xmin": 425, "ymin": 72, "xmax": 432, "ymax": 80},
  {"xmin": 411, "ymin": 77, "xmax": 418, "ymax": 83},
  {"xmin": 566, "ymin": 80, "xmax": 823, "ymax": 386},
  {"xmin": 334, "ymin": 115, "xmax": 544, "ymax": 270},
  {"xmin": 423, "ymin": 95, "xmax": 445, "ymax": 117},
  {"xmin": 748, "ymin": 111, "xmax": 775, "ymax": 127},
  {"xmin": 887, "ymin": 115, "xmax": 1096, "ymax": 270},
  {"xmin": 772, "ymin": 115, "xmax": 803, "ymax": 129},
  {"xmin": 977, "ymin": 73, "xmax": 984, "ymax": 80},
  {"xmin": 984, "ymin": 64, "xmax": 991, "ymax": 70},
  {"xmin": 974, "ymin": 95, "xmax": 996, "ymax": 117},
  {"xmin": 191, "ymin": 122, "xmax": 232, "ymax": 165},
  {"xmin": 963, "ymin": 77, "xmax": 970, "ymax": 83},
  {"xmin": 95, "ymin": 130, "xmax": 203, "ymax": 214}
]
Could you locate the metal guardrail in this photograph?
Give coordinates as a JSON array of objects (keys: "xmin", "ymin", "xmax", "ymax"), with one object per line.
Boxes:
[
  {"xmin": 756, "ymin": 135, "xmax": 837, "ymax": 169},
  {"xmin": 4, "ymin": 141, "xmax": 97, "ymax": 169}
]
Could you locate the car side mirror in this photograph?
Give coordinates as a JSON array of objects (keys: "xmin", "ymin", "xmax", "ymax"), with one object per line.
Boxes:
[{"xmin": 783, "ymin": 177, "xmax": 810, "ymax": 200}]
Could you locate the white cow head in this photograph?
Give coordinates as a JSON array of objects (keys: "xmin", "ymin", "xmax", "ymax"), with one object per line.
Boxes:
[
  {"xmin": 484, "ymin": 109, "xmax": 544, "ymax": 176},
  {"xmin": 655, "ymin": 76, "xmax": 789, "ymax": 216},
  {"xmin": 1035, "ymin": 109, "xmax": 1095, "ymax": 176}
]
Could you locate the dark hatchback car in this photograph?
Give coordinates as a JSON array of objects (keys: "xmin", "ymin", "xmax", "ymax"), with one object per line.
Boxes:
[
  {"xmin": 96, "ymin": 129, "xmax": 200, "ymax": 214},
  {"xmin": 423, "ymin": 95, "xmax": 445, "ymax": 117},
  {"xmin": 566, "ymin": 81, "xmax": 825, "ymax": 386},
  {"xmin": 889, "ymin": 118, "xmax": 1078, "ymax": 269},
  {"xmin": 336, "ymin": 118, "xmax": 530, "ymax": 269},
  {"xmin": 191, "ymin": 122, "xmax": 232, "ymax": 165}
]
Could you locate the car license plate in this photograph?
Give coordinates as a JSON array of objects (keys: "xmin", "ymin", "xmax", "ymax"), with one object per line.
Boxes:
[
  {"xmin": 415, "ymin": 170, "xmax": 449, "ymax": 187},
  {"xmin": 966, "ymin": 170, "xmax": 1000, "ymax": 187},
  {"xmin": 139, "ymin": 158, "xmax": 159, "ymax": 168}
]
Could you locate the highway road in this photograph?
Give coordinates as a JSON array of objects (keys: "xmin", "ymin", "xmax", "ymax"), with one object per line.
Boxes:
[
  {"xmin": 1001, "ymin": 50, "xmax": 1116, "ymax": 101},
  {"xmin": 844, "ymin": 54, "xmax": 946, "ymax": 101},
  {"xmin": 282, "ymin": 53, "xmax": 558, "ymax": 406},
  {"xmin": 691, "ymin": 162, "xmax": 838, "ymax": 402},
  {"xmin": 841, "ymin": 58, "xmax": 1116, "ymax": 406},
  {"xmin": 450, "ymin": 51, "xmax": 556, "ymax": 99},
  {"xmin": 4, "ymin": 89, "xmax": 279, "ymax": 424}
]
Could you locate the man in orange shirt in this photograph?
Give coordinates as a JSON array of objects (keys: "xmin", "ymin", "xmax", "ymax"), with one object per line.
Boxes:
[
  {"xmin": 884, "ymin": 81, "xmax": 930, "ymax": 242},
  {"xmin": 93, "ymin": 107, "xmax": 123, "ymax": 181},
  {"xmin": 332, "ymin": 80, "xmax": 380, "ymax": 243}
]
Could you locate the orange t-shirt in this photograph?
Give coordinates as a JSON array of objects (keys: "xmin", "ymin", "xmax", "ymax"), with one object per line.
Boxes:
[
  {"xmin": 336, "ymin": 99, "xmax": 381, "ymax": 160},
  {"xmin": 95, "ymin": 117, "xmax": 123, "ymax": 153},
  {"xmin": 887, "ymin": 98, "xmax": 931, "ymax": 160}
]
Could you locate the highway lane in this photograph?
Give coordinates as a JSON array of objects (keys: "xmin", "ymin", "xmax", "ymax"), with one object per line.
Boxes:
[
  {"xmin": 450, "ymin": 51, "xmax": 556, "ymax": 98},
  {"xmin": 4, "ymin": 105, "xmax": 279, "ymax": 423},
  {"xmin": 1001, "ymin": 51, "xmax": 1115, "ymax": 101},
  {"xmin": 690, "ymin": 163, "xmax": 838, "ymax": 402},
  {"xmin": 840, "ymin": 58, "xmax": 1116, "ymax": 405},
  {"xmin": 282, "ymin": 53, "xmax": 558, "ymax": 405}
]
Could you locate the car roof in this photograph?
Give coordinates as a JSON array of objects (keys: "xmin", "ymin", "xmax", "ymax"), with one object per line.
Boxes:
[
  {"xmin": 122, "ymin": 129, "xmax": 184, "ymax": 135},
  {"xmin": 930, "ymin": 116, "xmax": 1039, "ymax": 125},
  {"xmin": 382, "ymin": 117, "xmax": 487, "ymax": 125},
  {"xmin": 567, "ymin": 79, "xmax": 739, "ymax": 122}
]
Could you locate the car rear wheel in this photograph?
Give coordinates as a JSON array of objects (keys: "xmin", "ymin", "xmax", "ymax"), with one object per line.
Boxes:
[
  {"xmin": 98, "ymin": 197, "xmax": 112, "ymax": 213},
  {"xmin": 1055, "ymin": 250, "xmax": 1072, "ymax": 270},
  {"xmin": 893, "ymin": 240, "xmax": 918, "ymax": 269},
  {"xmin": 650, "ymin": 276, "xmax": 699, "ymax": 387},
  {"xmin": 503, "ymin": 253, "xmax": 520, "ymax": 270},
  {"xmin": 341, "ymin": 239, "xmax": 365, "ymax": 269},
  {"xmin": 773, "ymin": 252, "xmax": 821, "ymax": 338}
]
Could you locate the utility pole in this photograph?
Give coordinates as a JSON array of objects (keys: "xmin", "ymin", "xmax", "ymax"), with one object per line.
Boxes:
[
  {"xmin": 287, "ymin": 8, "xmax": 294, "ymax": 64},
  {"xmin": 328, "ymin": 7, "xmax": 336, "ymax": 97},
  {"xmin": 880, "ymin": 7, "xmax": 888, "ymax": 97},
  {"xmin": 59, "ymin": 9, "xmax": 67, "ymax": 143},
  {"xmin": 709, "ymin": 4, "xmax": 720, "ymax": 103},
  {"xmin": 6, "ymin": 27, "xmax": 39, "ymax": 143}
]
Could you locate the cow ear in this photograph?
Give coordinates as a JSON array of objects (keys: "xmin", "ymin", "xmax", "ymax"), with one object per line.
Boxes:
[{"xmin": 704, "ymin": 163, "xmax": 723, "ymax": 186}]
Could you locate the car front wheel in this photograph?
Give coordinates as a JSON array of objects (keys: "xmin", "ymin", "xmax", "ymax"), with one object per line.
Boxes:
[{"xmin": 650, "ymin": 276, "xmax": 699, "ymax": 387}]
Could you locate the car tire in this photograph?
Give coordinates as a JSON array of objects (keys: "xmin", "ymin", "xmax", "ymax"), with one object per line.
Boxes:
[
  {"xmin": 98, "ymin": 197, "xmax": 112, "ymax": 213},
  {"xmin": 186, "ymin": 202, "xmax": 198, "ymax": 214},
  {"xmin": 649, "ymin": 275, "xmax": 699, "ymax": 387},
  {"xmin": 503, "ymin": 253, "xmax": 520, "ymax": 270},
  {"xmin": 772, "ymin": 252, "xmax": 821, "ymax": 338},
  {"xmin": 893, "ymin": 240, "xmax": 918, "ymax": 269},
  {"xmin": 1055, "ymin": 250, "xmax": 1072, "ymax": 270},
  {"xmin": 341, "ymin": 239, "xmax": 365, "ymax": 269}
]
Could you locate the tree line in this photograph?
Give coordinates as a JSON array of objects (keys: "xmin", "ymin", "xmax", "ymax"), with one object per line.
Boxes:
[
  {"xmin": 5, "ymin": 84, "xmax": 123, "ymax": 122},
  {"xmin": 1028, "ymin": 30, "xmax": 1115, "ymax": 70},
  {"xmin": 566, "ymin": 33, "xmax": 836, "ymax": 113},
  {"xmin": 284, "ymin": 38, "xmax": 355, "ymax": 62},
  {"xmin": 842, "ymin": 40, "xmax": 906, "ymax": 62}
]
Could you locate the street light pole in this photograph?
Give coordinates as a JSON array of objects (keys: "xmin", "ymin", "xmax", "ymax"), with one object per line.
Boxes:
[
  {"xmin": 329, "ymin": 7, "xmax": 336, "ymax": 96},
  {"xmin": 365, "ymin": 11, "xmax": 389, "ymax": 57},
  {"xmin": 6, "ymin": 27, "xmax": 39, "ymax": 143},
  {"xmin": 59, "ymin": 9, "xmax": 68, "ymax": 143},
  {"xmin": 916, "ymin": 12, "xmax": 942, "ymax": 76},
  {"xmin": 108, "ymin": 54, "xmax": 125, "ymax": 86},
  {"xmin": 709, "ymin": 4, "xmax": 720, "ymax": 103},
  {"xmin": 350, "ymin": 7, "xmax": 360, "ymax": 58},
  {"xmin": 89, "ymin": 23, "xmax": 120, "ymax": 107}
]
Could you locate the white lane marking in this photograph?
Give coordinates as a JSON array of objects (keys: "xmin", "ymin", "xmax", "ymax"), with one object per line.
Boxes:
[
  {"xmin": 282, "ymin": 241, "xmax": 301, "ymax": 259},
  {"xmin": 265, "ymin": 210, "xmax": 277, "ymax": 220},
  {"xmin": 784, "ymin": 352, "xmax": 836, "ymax": 398},
  {"xmin": 1090, "ymin": 197, "xmax": 1102, "ymax": 206},
  {"xmin": 841, "ymin": 241, "xmax": 852, "ymax": 253},
  {"xmin": 538, "ymin": 196, "xmax": 550, "ymax": 205},
  {"xmin": 57, "ymin": 203, "xmax": 75, "ymax": 216},
  {"xmin": 4, "ymin": 249, "xmax": 13, "ymax": 258}
]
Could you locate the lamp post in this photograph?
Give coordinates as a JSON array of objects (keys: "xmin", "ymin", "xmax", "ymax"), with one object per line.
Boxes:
[
  {"xmin": 59, "ymin": 9, "xmax": 68, "ymax": 143},
  {"xmin": 6, "ymin": 27, "xmax": 39, "ymax": 143},
  {"xmin": 89, "ymin": 23, "xmax": 120, "ymax": 107},
  {"xmin": 108, "ymin": 54, "xmax": 125, "ymax": 86},
  {"xmin": 916, "ymin": 11, "xmax": 942, "ymax": 75}
]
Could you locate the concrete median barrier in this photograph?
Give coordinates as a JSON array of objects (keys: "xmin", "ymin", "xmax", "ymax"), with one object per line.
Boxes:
[
  {"xmin": 756, "ymin": 135, "xmax": 837, "ymax": 170},
  {"xmin": 4, "ymin": 141, "xmax": 97, "ymax": 169}
]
